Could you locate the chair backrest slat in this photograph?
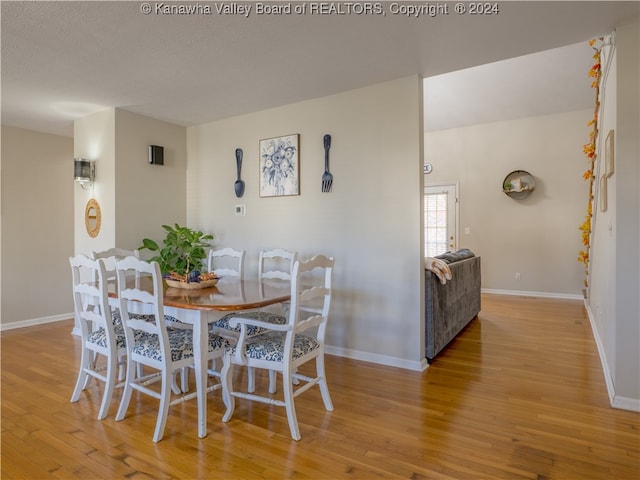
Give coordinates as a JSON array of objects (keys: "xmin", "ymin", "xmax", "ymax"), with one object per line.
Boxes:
[
  {"xmin": 207, "ymin": 248, "xmax": 245, "ymax": 279},
  {"xmin": 92, "ymin": 248, "xmax": 141, "ymax": 287},
  {"xmin": 259, "ymin": 248, "xmax": 297, "ymax": 281}
]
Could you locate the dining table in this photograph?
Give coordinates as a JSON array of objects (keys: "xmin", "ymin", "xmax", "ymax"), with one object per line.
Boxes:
[{"xmin": 109, "ymin": 275, "xmax": 291, "ymax": 439}]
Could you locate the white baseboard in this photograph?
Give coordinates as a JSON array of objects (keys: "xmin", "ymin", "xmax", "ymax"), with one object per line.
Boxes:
[
  {"xmin": 325, "ymin": 345, "xmax": 428, "ymax": 372},
  {"xmin": 584, "ymin": 304, "xmax": 640, "ymax": 413},
  {"xmin": 0, "ymin": 313, "xmax": 74, "ymax": 332},
  {"xmin": 611, "ymin": 395, "xmax": 640, "ymax": 412},
  {"xmin": 482, "ymin": 288, "xmax": 583, "ymax": 300}
]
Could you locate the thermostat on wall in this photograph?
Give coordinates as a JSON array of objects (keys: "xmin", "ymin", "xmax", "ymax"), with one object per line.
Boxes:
[{"xmin": 235, "ymin": 204, "xmax": 246, "ymax": 216}]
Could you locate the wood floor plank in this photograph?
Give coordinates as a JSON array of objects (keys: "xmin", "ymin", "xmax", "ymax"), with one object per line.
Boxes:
[{"xmin": 2, "ymin": 294, "xmax": 639, "ymax": 479}]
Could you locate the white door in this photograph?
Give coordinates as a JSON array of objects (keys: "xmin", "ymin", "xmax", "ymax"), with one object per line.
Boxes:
[{"xmin": 424, "ymin": 184, "xmax": 458, "ymax": 257}]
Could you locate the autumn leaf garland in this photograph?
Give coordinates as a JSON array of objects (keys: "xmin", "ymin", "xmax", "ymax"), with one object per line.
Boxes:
[{"xmin": 577, "ymin": 38, "xmax": 604, "ymax": 287}]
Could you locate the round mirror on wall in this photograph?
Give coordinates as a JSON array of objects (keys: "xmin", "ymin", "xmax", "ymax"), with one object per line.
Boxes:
[
  {"xmin": 502, "ymin": 170, "xmax": 536, "ymax": 200},
  {"xmin": 85, "ymin": 198, "xmax": 101, "ymax": 238}
]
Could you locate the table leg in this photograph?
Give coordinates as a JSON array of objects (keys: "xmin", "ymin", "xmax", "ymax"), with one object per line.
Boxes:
[
  {"xmin": 193, "ymin": 312, "xmax": 208, "ymax": 438},
  {"xmin": 165, "ymin": 306, "xmax": 209, "ymax": 439}
]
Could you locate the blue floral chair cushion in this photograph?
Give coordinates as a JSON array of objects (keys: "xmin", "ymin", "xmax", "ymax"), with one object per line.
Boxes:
[
  {"xmin": 212, "ymin": 311, "xmax": 287, "ymax": 337},
  {"xmin": 87, "ymin": 325, "xmax": 127, "ymax": 349},
  {"xmin": 88, "ymin": 324, "xmax": 148, "ymax": 350},
  {"xmin": 128, "ymin": 313, "xmax": 184, "ymax": 326},
  {"xmin": 228, "ymin": 332, "xmax": 319, "ymax": 363},
  {"xmin": 113, "ymin": 311, "xmax": 188, "ymax": 331},
  {"xmin": 132, "ymin": 330, "xmax": 229, "ymax": 362},
  {"xmin": 111, "ymin": 310, "xmax": 182, "ymax": 327},
  {"xmin": 111, "ymin": 309, "xmax": 122, "ymax": 324}
]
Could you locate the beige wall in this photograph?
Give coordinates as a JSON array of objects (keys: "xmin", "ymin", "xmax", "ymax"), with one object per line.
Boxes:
[
  {"xmin": 187, "ymin": 75, "xmax": 426, "ymax": 369},
  {"xmin": 425, "ymin": 110, "xmax": 591, "ymax": 297},
  {"xmin": 114, "ymin": 109, "xmax": 187, "ymax": 250},
  {"xmin": 1, "ymin": 126, "xmax": 74, "ymax": 325}
]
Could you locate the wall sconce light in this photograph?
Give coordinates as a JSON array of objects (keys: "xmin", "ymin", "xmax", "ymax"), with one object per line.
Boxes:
[{"xmin": 74, "ymin": 158, "xmax": 95, "ymax": 189}]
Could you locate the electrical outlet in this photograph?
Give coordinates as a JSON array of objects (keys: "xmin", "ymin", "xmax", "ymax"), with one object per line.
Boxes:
[{"xmin": 515, "ymin": 272, "xmax": 521, "ymax": 280}]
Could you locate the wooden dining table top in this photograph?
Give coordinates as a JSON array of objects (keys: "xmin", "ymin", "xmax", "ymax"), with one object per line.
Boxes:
[{"xmin": 109, "ymin": 276, "xmax": 291, "ymax": 312}]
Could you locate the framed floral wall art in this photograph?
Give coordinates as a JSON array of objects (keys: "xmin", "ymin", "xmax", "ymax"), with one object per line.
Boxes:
[{"xmin": 259, "ymin": 134, "xmax": 299, "ymax": 197}]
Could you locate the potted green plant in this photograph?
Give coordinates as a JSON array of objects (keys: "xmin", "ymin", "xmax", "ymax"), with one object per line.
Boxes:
[{"xmin": 139, "ymin": 224, "xmax": 217, "ymax": 288}]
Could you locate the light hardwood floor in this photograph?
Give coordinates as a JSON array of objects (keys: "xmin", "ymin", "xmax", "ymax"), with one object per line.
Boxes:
[{"xmin": 1, "ymin": 294, "xmax": 638, "ymax": 479}]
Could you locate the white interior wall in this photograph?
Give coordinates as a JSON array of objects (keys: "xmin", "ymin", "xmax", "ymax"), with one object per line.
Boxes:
[
  {"xmin": 187, "ymin": 75, "xmax": 426, "ymax": 369},
  {"xmin": 1, "ymin": 126, "xmax": 74, "ymax": 325},
  {"xmin": 425, "ymin": 110, "xmax": 591, "ymax": 297}
]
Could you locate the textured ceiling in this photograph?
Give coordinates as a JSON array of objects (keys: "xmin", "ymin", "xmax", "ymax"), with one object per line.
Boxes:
[{"xmin": 2, "ymin": 1, "xmax": 638, "ymax": 137}]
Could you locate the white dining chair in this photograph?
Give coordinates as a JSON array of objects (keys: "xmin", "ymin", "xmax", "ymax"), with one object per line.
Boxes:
[
  {"xmin": 221, "ymin": 255, "xmax": 335, "ymax": 441},
  {"xmin": 114, "ymin": 256, "xmax": 229, "ymax": 442},
  {"xmin": 92, "ymin": 248, "xmax": 142, "ymax": 314},
  {"xmin": 207, "ymin": 247, "xmax": 245, "ymax": 279},
  {"xmin": 69, "ymin": 254, "xmax": 126, "ymax": 420},
  {"xmin": 212, "ymin": 248, "xmax": 296, "ymax": 338},
  {"xmin": 211, "ymin": 248, "xmax": 297, "ymax": 393},
  {"xmin": 93, "ymin": 247, "xmax": 185, "ymax": 327},
  {"xmin": 93, "ymin": 247, "xmax": 187, "ymax": 392}
]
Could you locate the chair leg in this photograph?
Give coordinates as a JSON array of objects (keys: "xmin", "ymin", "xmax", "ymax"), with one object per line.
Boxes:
[
  {"xmin": 316, "ymin": 355, "xmax": 334, "ymax": 411},
  {"xmin": 83, "ymin": 350, "xmax": 96, "ymax": 389},
  {"xmin": 247, "ymin": 366, "xmax": 256, "ymax": 393},
  {"xmin": 97, "ymin": 351, "xmax": 117, "ymax": 420},
  {"xmin": 282, "ymin": 368, "xmax": 301, "ymax": 441},
  {"xmin": 152, "ymin": 369, "xmax": 172, "ymax": 443},
  {"xmin": 221, "ymin": 354, "xmax": 235, "ymax": 423},
  {"xmin": 117, "ymin": 354, "xmax": 126, "ymax": 382},
  {"xmin": 115, "ymin": 357, "xmax": 135, "ymax": 422},
  {"xmin": 180, "ymin": 367, "xmax": 189, "ymax": 393},
  {"xmin": 268, "ymin": 370, "xmax": 277, "ymax": 394},
  {"xmin": 209, "ymin": 357, "xmax": 218, "ymax": 373},
  {"xmin": 70, "ymin": 346, "xmax": 91, "ymax": 403},
  {"xmin": 171, "ymin": 372, "xmax": 182, "ymax": 395}
]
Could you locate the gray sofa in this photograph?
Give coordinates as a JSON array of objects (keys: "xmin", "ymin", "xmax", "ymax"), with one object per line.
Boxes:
[{"xmin": 425, "ymin": 252, "xmax": 481, "ymax": 361}]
